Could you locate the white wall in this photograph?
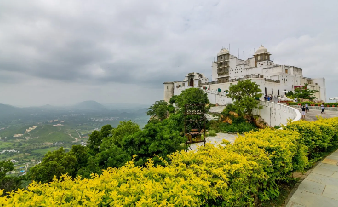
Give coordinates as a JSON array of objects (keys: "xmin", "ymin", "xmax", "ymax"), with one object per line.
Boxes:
[
  {"xmin": 205, "ymin": 90, "xmax": 232, "ymax": 105},
  {"xmin": 253, "ymin": 101, "xmax": 301, "ymax": 126},
  {"xmin": 163, "ymin": 83, "xmax": 174, "ymax": 102},
  {"xmin": 206, "ymin": 90, "xmax": 301, "ymax": 126},
  {"xmin": 211, "ymin": 62, "xmax": 218, "ymax": 81},
  {"xmin": 313, "ymin": 78, "xmax": 326, "ymax": 102}
]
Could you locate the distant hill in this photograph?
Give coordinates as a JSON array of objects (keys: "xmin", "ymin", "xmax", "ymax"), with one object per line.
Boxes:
[
  {"xmin": 0, "ymin": 103, "xmax": 21, "ymax": 114},
  {"xmin": 0, "ymin": 103, "xmax": 23, "ymax": 121},
  {"xmin": 72, "ymin": 100, "xmax": 107, "ymax": 110}
]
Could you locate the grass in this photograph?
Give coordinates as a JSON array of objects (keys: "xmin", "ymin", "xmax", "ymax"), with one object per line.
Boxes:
[
  {"xmin": 28, "ymin": 125, "xmax": 73, "ymax": 143},
  {"xmin": 0, "ymin": 141, "xmax": 15, "ymax": 150},
  {"xmin": 31, "ymin": 147, "xmax": 60, "ymax": 155},
  {"xmin": 0, "ymin": 125, "xmax": 32, "ymax": 138}
]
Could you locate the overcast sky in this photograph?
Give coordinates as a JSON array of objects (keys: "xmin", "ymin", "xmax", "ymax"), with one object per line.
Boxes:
[{"xmin": 0, "ymin": 0, "xmax": 337, "ymax": 107}]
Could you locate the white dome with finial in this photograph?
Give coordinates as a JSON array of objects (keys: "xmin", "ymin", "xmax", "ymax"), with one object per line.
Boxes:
[
  {"xmin": 217, "ymin": 48, "xmax": 229, "ymax": 56},
  {"xmin": 255, "ymin": 45, "xmax": 268, "ymax": 55}
]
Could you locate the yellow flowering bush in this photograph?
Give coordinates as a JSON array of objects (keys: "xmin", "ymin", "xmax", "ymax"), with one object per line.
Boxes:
[
  {"xmin": 1, "ymin": 118, "xmax": 338, "ymax": 206},
  {"xmin": 227, "ymin": 128, "xmax": 307, "ymax": 201},
  {"xmin": 284, "ymin": 117, "xmax": 338, "ymax": 161}
]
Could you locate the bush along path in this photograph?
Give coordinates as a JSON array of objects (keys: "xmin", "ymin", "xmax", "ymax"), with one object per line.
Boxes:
[{"xmin": 1, "ymin": 118, "xmax": 338, "ymax": 206}]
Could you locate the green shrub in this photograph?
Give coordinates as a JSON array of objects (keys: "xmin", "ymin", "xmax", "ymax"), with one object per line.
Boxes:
[
  {"xmin": 219, "ymin": 122, "xmax": 256, "ymax": 133},
  {"xmin": 208, "ymin": 130, "xmax": 217, "ymax": 136}
]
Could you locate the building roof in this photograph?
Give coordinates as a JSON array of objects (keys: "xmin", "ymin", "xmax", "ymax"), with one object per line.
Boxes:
[
  {"xmin": 255, "ymin": 45, "xmax": 268, "ymax": 55},
  {"xmin": 217, "ymin": 48, "xmax": 229, "ymax": 56}
]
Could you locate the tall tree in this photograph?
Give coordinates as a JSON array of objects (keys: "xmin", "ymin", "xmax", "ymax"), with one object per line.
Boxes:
[
  {"xmin": 227, "ymin": 79, "xmax": 262, "ymax": 119},
  {"xmin": 175, "ymin": 88, "xmax": 209, "ymax": 110}
]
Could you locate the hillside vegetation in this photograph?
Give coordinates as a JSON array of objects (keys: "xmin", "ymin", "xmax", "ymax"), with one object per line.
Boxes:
[{"xmin": 1, "ymin": 117, "xmax": 338, "ymax": 206}]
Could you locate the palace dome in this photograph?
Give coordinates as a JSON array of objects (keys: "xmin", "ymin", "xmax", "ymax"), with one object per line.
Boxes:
[
  {"xmin": 255, "ymin": 45, "xmax": 268, "ymax": 55},
  {"xmin": 217, "ymin": 48, "xmax": 229, "ymax": 56}
]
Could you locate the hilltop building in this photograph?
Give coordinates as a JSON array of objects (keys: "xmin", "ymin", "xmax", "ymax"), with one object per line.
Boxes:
[{"xmin": 164, "ymin": 46, "xmax": 326, "ymax": 105}]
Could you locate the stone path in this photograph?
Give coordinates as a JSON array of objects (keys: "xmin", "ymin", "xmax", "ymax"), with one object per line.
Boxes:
[
  {"xmin": 188, "ymin": 133, "xmax": 237, "ymax": 151},
  {"xmin": 286, "ymin": 149, "xmax": 338, "ymax": 207}
]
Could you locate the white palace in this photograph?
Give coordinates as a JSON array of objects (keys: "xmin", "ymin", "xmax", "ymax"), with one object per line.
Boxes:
[{"xmin": 164, "ymin": 46, "xmax": 326, "ymax": 105}]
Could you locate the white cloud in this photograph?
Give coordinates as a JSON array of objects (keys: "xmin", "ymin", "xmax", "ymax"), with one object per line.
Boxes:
[{"xmin": 0, "ymin": 0, "xmax": 337, "ymax": 105}]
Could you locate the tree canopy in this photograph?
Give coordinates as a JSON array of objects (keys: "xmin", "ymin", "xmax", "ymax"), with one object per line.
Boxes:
[
  {"xmin": 122, "ymin": 120, "xmax": 186, "ymax": 166},
  {"xmin": 227, "ymin": 79, "xmax": 262, "ymax": 118},
  {"xmin": 28, "ymin": 147, "xmax": 78, "ymax": 183},
  {"xmin": 175, "ymin": 88, "xmax": 209, "ymax": 110}
]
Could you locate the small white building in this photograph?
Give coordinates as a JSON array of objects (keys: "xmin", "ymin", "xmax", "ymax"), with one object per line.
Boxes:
[
  {"xmin": 163, "ymin": 72, "xmax": 209, "ymax": 102},
  {"xmin": 164, "ymin": 46, "xmax": 326, "ymax": 104}
]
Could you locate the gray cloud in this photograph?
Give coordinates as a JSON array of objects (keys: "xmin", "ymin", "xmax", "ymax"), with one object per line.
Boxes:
[{"xmin": 0, "ymin": 0, "xmax": 337, "ymax": 106}]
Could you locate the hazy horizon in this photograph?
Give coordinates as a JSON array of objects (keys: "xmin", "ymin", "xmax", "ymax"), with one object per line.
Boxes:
[
  {"xmin": 1, "ymin": 100, "xmax": 152, "ymax": 108},
  {"xmin": 1, "ymin": 0, "xmax": 337, "ymax": 107}
]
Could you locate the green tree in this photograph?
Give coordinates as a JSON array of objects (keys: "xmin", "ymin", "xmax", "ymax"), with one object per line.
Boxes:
[
  {"xmin": 227, "ymin": 79, "xmax": 262, "ymax": 119},
  {"xmin": 286, "ymin": 84, "xmax": 318, "ymax": 101},
  {"xmin": 100, "ymin": 125, "xmax": 113, "ymax": 139},
  {"xmin": 169, "ymin": 95, "xmax": 178, "ymax": 104},
  {"xmin": 147, "ymin": 100, "xmax": 169, "ymax": 121},
  {"xmin": 0, "ymin": 160, "xmax": 23, "ymax": 194},
  {"xmin": 0, "ymin": 160, "xmax": 22, "ymax": 194},
  {"xmin": 167, "ymin": 88, "xmax": 209, "ymax": 133},
  {"xmin": 96, "ymin": 144, "xmax": 131, "ymax": 169},
  {"xmin": 28, "ymin": 147, "xmax": 77, "ymax": 183},
  {"xmin": 100, "ymin": 121, "xmax": 140, "ymax": 148},
  {"xmin": 87, "ymin": 130, "xmax": 102, "ymax": 153},
  {"xmin": 0, "ymin": 160, "xmax": 13, "ymax": 179},
  {"xmin": 87, "ymin": 124, "xmax": 113, "ymax": 154},
  {"xmin": 175, "ymin": 88, "xmax": 209, "ymax": 110},
  {"xmin": 69, "ymin": 145, "xmax": 89, "ymax": 171},
  {"xmin": 122, "ymin": 120, "xmax": 186, "ymax": 166}
]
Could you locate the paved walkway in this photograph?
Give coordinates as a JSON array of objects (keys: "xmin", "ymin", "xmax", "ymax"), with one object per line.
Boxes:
[
  {"xmin": 294, "ymin": 107, "xmax": 338, "ymax": 121},
  {"xmin": 287, "ymin": 108, "xmax": 338, "ymax": 207},
  {"xmin": 286, "ymin": 149, "xmax": 338, "ymax": 207},
  {"xmin": 189, "ymin": 132, "xmax": 237, "ymax": 151}
]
